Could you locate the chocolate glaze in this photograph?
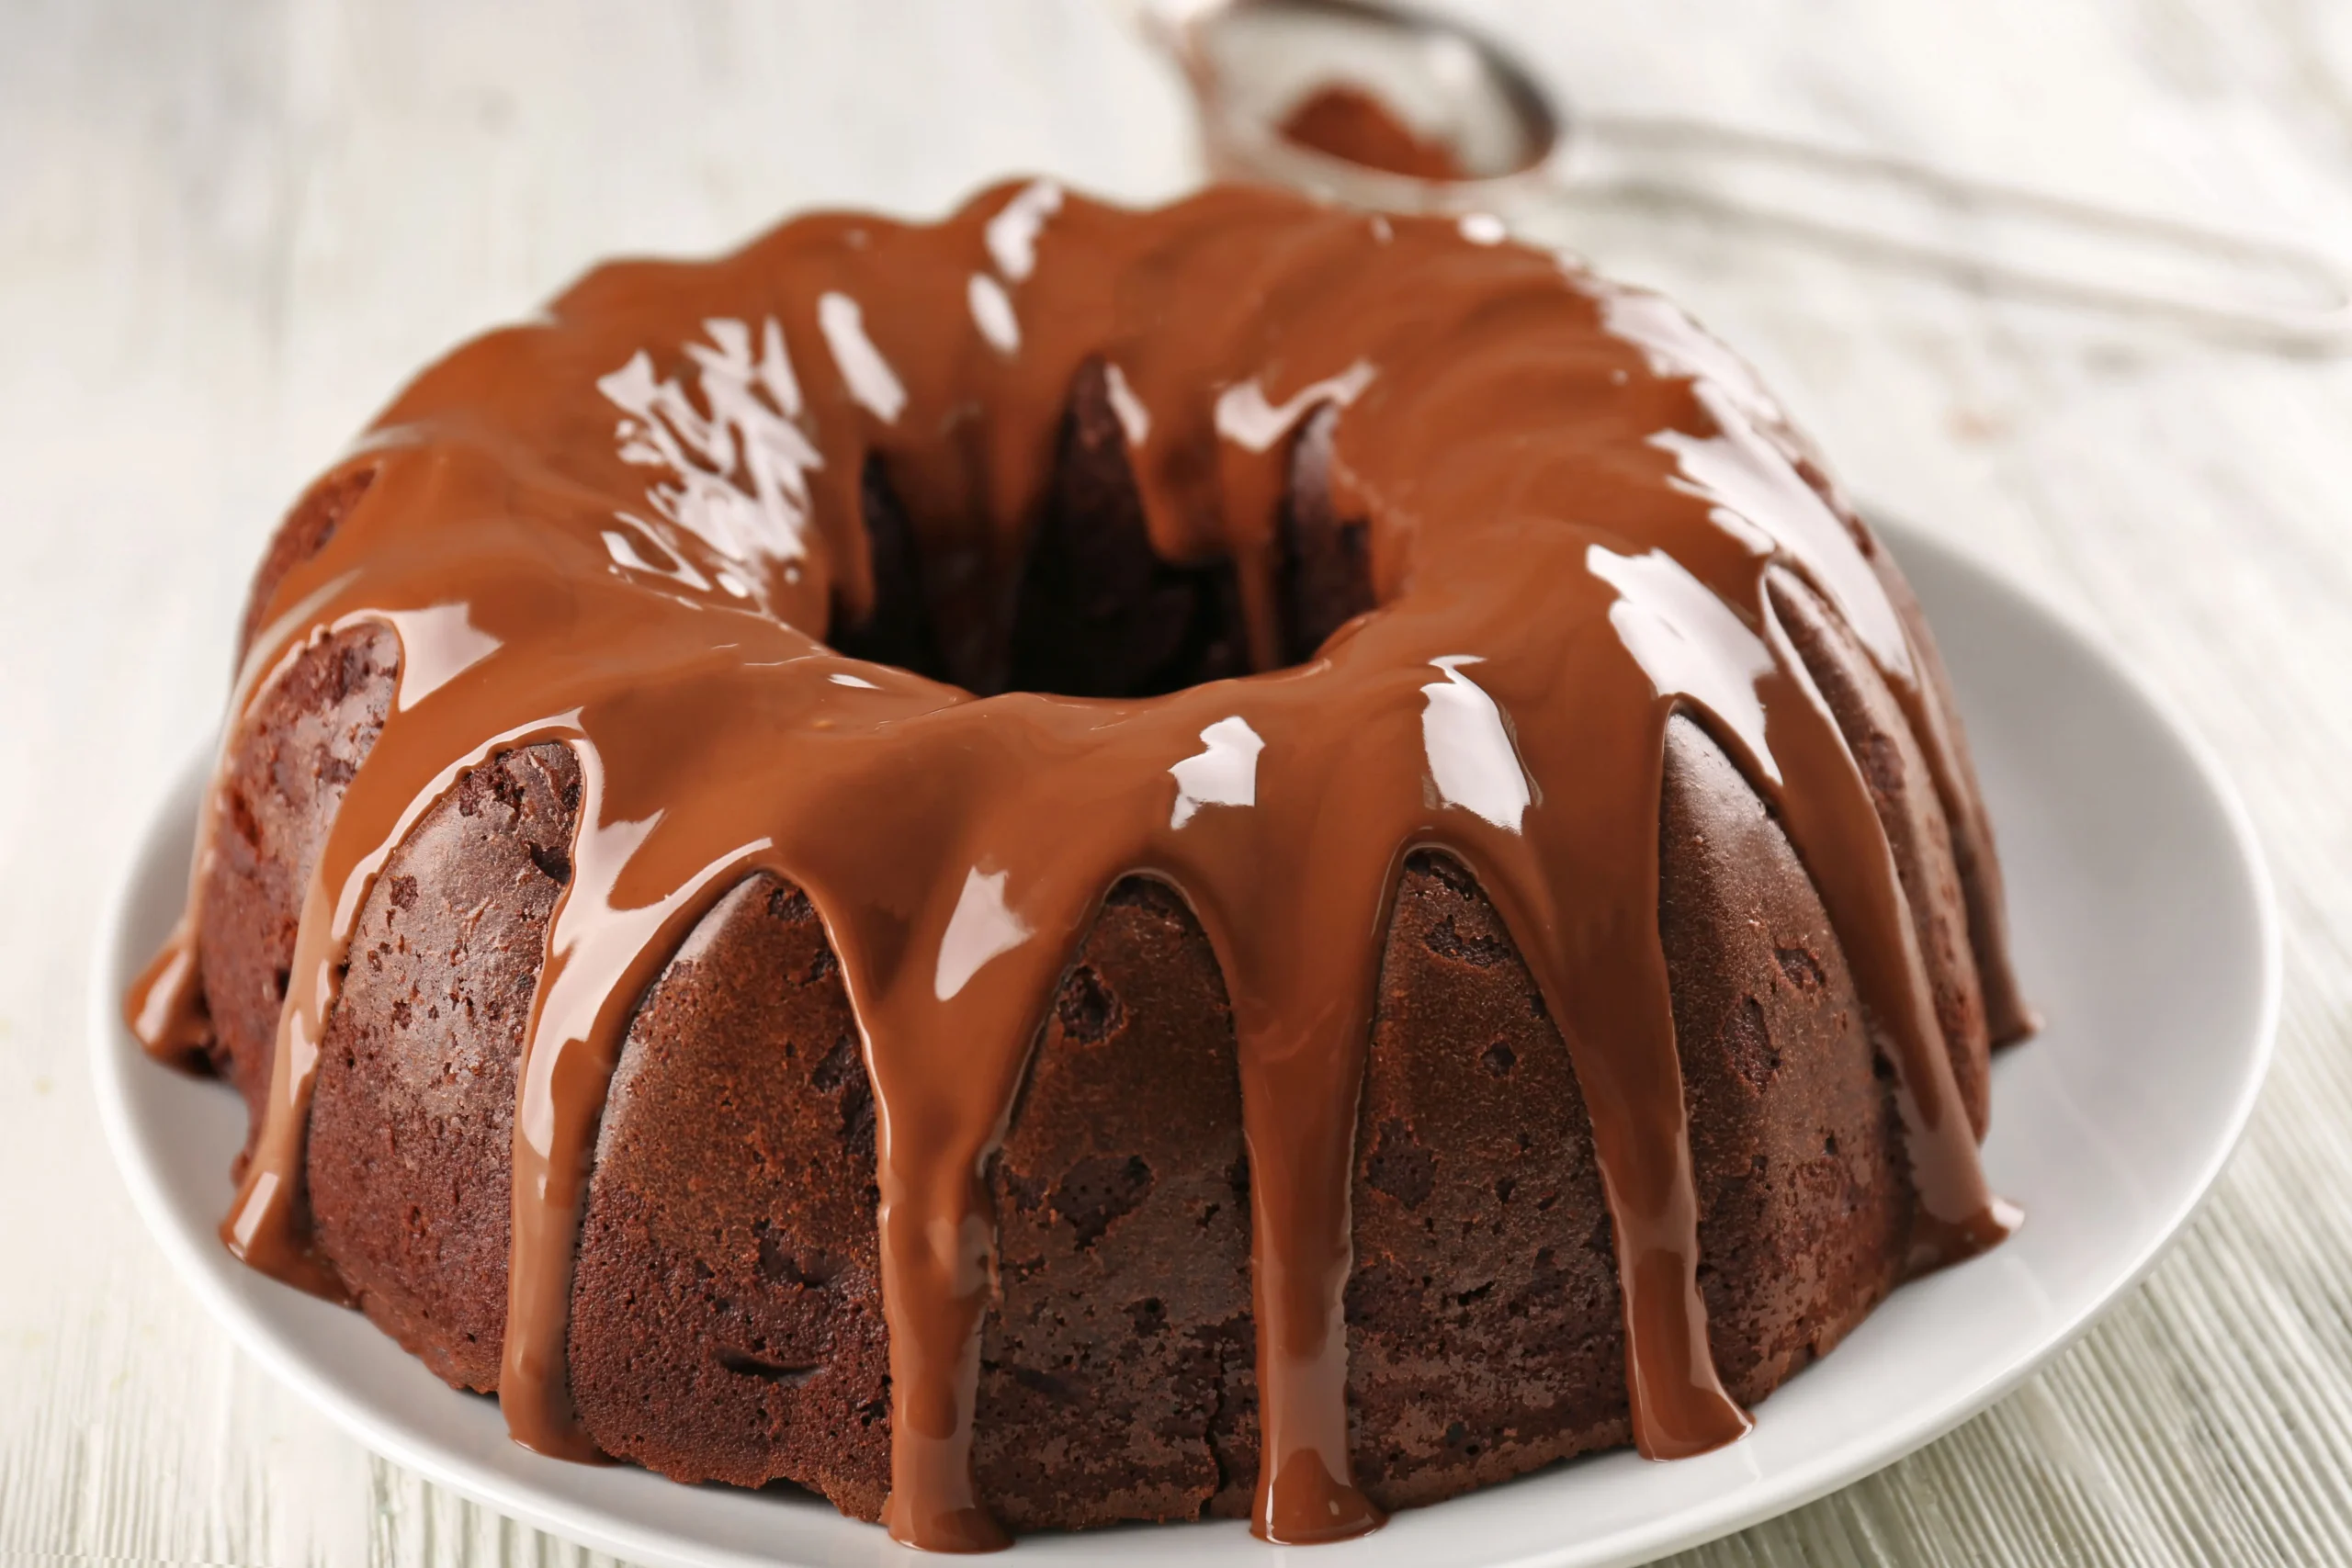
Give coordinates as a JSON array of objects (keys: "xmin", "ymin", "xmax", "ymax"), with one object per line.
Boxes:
[
  {"xmin": 129, "ymin": 182, "xmax": 2019, "ymax": 1551},
  {"xmin": 1278, "ymin": 85, "xmax": 1469, "ymax": 181}
]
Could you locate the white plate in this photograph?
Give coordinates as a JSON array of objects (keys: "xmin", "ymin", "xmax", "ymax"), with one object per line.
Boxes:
[{"xmin": 90, "ymin": 516, "xmax": 2277, "ymax": 1568}]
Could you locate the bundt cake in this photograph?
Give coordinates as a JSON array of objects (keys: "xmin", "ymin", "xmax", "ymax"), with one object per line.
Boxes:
[{"xmin": 129, "ymin": 180, "xmax": 2031, "ymax": 1551}]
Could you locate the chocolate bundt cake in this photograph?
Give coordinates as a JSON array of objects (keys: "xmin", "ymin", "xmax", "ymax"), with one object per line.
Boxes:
[{"xmin": 130, "ymin": 181, "xmax": 2031, "ymax": 1551}]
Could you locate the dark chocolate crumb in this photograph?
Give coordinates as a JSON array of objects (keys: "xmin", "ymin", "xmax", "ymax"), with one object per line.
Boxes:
[
  {"xmin": 1051, "ymin": 1154, "xmax": 1154, "ymax": 1248},
  {"xmin": 1365, "ymin": 1117, "xmax": 1436, "ymax": 1210}
]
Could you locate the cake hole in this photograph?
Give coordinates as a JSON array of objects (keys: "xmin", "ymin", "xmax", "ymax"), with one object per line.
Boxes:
[
  {"xmin": 809, "ymin": 1033, "xmax": 862, "ymax": 1094},
  {"xmin": 1006, "ymin": 1363, "xmax": 1078, "ymax": 1403},
  {"xmin": 1423, "ymin": 911, "xmax": 1512, "ymax": 968},
  {"xmin": 1774, "ymin": 944, "xmax": 1826, "ymax": 993},
  {"xmin": 755, "ymin": 1227, "xmax": 847, "ymax": 1289},
  {"xmin": 1365, "ymin": 1117, "xmax": 1436, "ymax": 1210},
  {"xmin": 826, "ymin": 365, "xmax": 1375, "ymax": 698},
  {"xmin": 716, "ymin": 1348, "xmax": 824, "ymax": 1386},
  {"xmin": 1343, "ymin": 1257, "xmax": 1419, "ymax": 1335},
  {"xmin": 1050, "ymin": 1153, "xmax": 1155, "ymax": 1248},
  {"xmin": 526, "ymin": 841, "xmax": 572, "ymax": 887},
  {"xmin": 1053, "ymin": 965, "xmax": 1124, "ymax": 1045},
  {"xmin": 222, "ymin": 786, "xmax": 263, "ymax": 852}
]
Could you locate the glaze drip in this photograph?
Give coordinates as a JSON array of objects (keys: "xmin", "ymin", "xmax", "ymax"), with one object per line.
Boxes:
[{"xmin": 128, "ymin": 182, "xmax": 2018, "ymax": 1551}]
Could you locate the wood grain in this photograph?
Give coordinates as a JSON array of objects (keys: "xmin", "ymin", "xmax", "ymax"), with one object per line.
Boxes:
[{"xmin": 6, "ymin": 1, "xmax": 2352, "ymax": 1562}]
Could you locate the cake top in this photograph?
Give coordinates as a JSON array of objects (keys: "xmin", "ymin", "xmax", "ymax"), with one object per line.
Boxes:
[{"xmin": 131, "ymin": 181, "xmax": 2012, "ymax": 1550}]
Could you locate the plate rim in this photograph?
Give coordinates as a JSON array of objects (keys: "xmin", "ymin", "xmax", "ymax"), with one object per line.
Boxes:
[{"xmin": 87, "ymin": 514, "xmax": 2281, "ymax": 1568}]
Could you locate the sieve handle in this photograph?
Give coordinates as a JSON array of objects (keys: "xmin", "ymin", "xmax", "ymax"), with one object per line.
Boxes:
[{"xmin": 1560, "ymin": 114, "xmax": 2352, "ymax": 352}]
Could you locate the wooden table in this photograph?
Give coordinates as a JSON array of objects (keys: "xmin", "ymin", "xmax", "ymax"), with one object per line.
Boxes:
[{"xmin": 6, "ymin": 2, "xmax": 2351, "ymax": 1562}]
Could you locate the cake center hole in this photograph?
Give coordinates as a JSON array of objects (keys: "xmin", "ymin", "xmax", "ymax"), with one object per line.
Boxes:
[{"xmin": 827, "ymin": 362, "xmax": 1374, "ymax": 700}]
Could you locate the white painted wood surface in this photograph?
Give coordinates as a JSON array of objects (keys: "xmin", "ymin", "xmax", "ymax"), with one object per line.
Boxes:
[{"xmin": 6, "ymin": 1, "xmax": 2352, "ymax": 1562}]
